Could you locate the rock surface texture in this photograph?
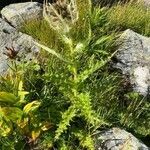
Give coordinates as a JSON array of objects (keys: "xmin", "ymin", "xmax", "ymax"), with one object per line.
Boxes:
[
  {"xmin": 142, "ymin": 0, "xmax": 150, "ymax": 7},
  {"xmin": 1, "ymin": 2, "xmax": 42, "ymax": 28},
  {"xmin": 0, "ymin": 18, "xmax": 39, "ymax": 75},
  {"xmin": 95, "ymin": 128, "xmax": 149, "ymax": 150},
  {"xmin": 114, "ymin": 29, "xmax": 150, "ymax": 96}
]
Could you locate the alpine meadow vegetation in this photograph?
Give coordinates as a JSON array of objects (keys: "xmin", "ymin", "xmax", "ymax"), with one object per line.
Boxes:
[{"xmin": 0, "ymin": 0, "xmax": 149, "ymax": 149}]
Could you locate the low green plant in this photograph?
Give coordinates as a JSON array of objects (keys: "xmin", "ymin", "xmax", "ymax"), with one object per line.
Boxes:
[{"xmin": 0, "ymin": 61, "xmax": 51, "ymax": 149}]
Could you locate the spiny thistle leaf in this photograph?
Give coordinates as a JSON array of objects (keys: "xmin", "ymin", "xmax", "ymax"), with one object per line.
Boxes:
[
  {"xmin": 77, "ymin": 58, "xmax": 105, "ymax": 83},
  {"xmin": 75, "ymin": 92, "xmax": 100, "ymax": 126},
  {"xmin": 59, "ymin": 138, "xmax": 72, "ymax": 150},
  {"xmin": 77, "ymin": 50, "xmax": 118, "ymax": 83},
  {"xmin": 55, "ymin": 105, "xmax": 77, "ymax": 140},
  {"xmin": 73, "ymin": 130, "xmax": 94, "ymax": 150}
]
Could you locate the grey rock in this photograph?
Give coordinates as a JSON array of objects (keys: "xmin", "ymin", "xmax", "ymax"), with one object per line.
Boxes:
[
  {"xmin": 138, "ymin": 0, "xmax": 150, "ymax": 8},
  {"xmin": 113, "ymin": 29, "xmax": 150, "ymax": 96},
  {"xmin": 95, "ymin": 128, "xmax": 149, "ymax": 150},
  {"xmin": 0, "ymin": 18, "xmax": 39, "ymax": 75},
  {"xmin": 144, "ymin": 0, "xmax": 150, "ymax": 4},
  {"xmin": 1, "ymin": 2, "xmax": 42, "ymax": 28}
]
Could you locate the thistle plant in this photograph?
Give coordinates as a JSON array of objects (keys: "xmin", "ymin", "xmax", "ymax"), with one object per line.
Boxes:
[{"xmin": 33, "ymin": 0, "xmax": 118, "ymax": 148}]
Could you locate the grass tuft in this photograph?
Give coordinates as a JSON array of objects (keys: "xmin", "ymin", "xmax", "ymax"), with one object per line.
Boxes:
[{"xmin": 108, "ymin": 2, "xmax": 150, "ymax": 36}]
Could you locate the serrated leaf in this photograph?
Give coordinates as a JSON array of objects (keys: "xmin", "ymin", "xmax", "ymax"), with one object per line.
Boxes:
[
  {"xmin": 77, "ymin": 50, "xmax": 118, "ymax": 83},
  {"xmin": 73, "ymin": 130, "xmax": 94, "ymax": 150},
  {"xmin": 55, "ymin": 105, "xmax": 77, "ymax": 140},
  {"xmin": 77, "ymin": 60, "xmax": 105, "ymax": 83}
]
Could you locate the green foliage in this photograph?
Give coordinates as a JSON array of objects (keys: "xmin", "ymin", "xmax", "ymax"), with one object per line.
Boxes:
[
  {"xmin": 0, "ymin": 62, "xmax": 51, "ymax": 148},
  {"xmin": 108, "ymin": 2, "xmax": 150, "ymax": 36},
  {"xmin": 1, "ymin": 0, "xmax": 150, "ymax": 149},
  {"xmin": 73, "ymin": 130, "xmax": 95, "ymax": 150},
  {"xmin": 19, "ymin": 0, "xmax": 120, "ymax": 148},
  {"xmin": 0, "ymin": 92, "xmax": 18, "ymax": 104},
  {"xmin": 55, "ymin": 105, "xmax": 77, "ymax": 140},
  {"xmin": 21, "ymin": 20, "xmax": 58, "ymax": 48},
  {"xmin": 35, "ymin": 29, "xmax": 100, "ymax": 148},
  {"xmin": 120, "ymin": 92, "xmax": 150, "ymax": 136}
]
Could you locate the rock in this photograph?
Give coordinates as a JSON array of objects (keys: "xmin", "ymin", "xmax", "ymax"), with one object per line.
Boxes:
[
  {"xmin": 113, "ymin": 29, "xmax": 150, "ymax": 96},
  {"xmin": 137, "ymin": 0, "xmax": 150, "ymax": 8},
  {"xmin": 1, "ymin": 2, "xmax": 43, "ymax": 28},
  {"xmin": 144, "ymin": 0, "xmax": 150, "ymax": 4},
  {"xmin": 0, "ymin": 1, "xmax": 44, "ymax": 7},
  {"xmin": 0, "ymin": 18, "xmax": 39, "ymax": 75},
  {"xmin": 95, "ymin": 128, "xmax": 149, "ymax": 150}
]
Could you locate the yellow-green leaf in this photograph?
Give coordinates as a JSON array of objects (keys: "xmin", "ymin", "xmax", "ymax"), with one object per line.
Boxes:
[
  {"xmin": 0, "ymin": 116, "xmax": 13, "ymax": 136},
  {"xmin": 18, "ymin": 81, "xmax": 23, "ymax": 91},
  {"xmin": 0, "ymin": 107, "xmax": 23, "ymax": 122},
  {"xmin": 18, "ymin": 117, "xmax": 29, "ymax": 129},
  {"xmin": 18, "ymin": 81, "xmax": 29, "ymax": 102},
  {"xmin": 18, "ymin": 91, "xmax": 29, "ymax": 102},
  {"xmin": 23, "ymin": 101, "xmax": 41, "ymax": 114},
  {"xmin": 41, "ymin": 122, "xmax": 52, "ymax": 131},
  {"xmin": 31, "ymin": 129, "xmax": 41, "ymax": 141},
  {"xmin": 0, "ymin": 92, "xmax": 18, "ymax": 104}
]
